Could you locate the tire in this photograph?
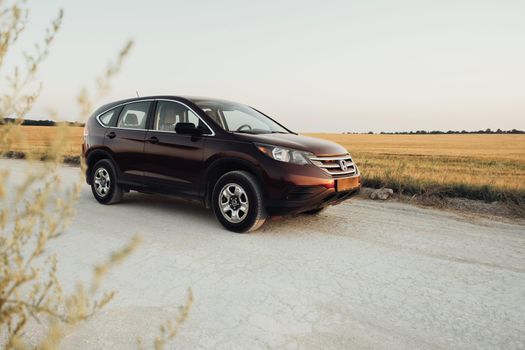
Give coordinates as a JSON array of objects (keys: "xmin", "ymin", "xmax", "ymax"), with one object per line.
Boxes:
[
  {"xmin": 90, "ymin": 159, "xmax": 123, "ymax": 204},
  {"xmin": 303, "ymin": 207, "xmax": 326, "ymax": 215},
  {"xmin": 212, "ymin": 171, "xmax": 266, "ymax": 233}
]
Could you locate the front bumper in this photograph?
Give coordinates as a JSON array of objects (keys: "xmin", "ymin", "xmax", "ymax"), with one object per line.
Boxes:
[
  {"xmin": 266, "ymin": 184, "xmax": 361, "ymax": 216},
  {"xmin": 260, "ymin": 157, "xmax": 362, "ymax": 215}
]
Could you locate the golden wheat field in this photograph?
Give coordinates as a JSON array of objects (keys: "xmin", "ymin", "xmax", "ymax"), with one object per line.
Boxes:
[
  {"xmin": 1, "ymin": 125, "xmax": 83, "ymax": 157},
  {"xmin": 308, "ymin": 133, "xmax": 525, "ymax": 202},
  {"xmin": 3, "ymin": 126, "xmax": 525, "ymax": 202}
]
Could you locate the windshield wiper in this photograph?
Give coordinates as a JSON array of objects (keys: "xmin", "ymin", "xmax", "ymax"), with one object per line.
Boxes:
[
  {"xmin": 233, "ymin": 130, "xmax": 257, "ymax": 134},
  {"xmin": 233, "ymin": 129, "xmax": 273, "ymax": 135}
]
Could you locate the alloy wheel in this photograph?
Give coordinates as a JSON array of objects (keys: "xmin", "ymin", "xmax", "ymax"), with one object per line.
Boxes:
[
  {"xmin": 219, "ymin": 183, "xmax": 249, "ymax": 223},
  {"xmin": 94, "ymin": 167, "xmax": 111, "ymax": 197}
]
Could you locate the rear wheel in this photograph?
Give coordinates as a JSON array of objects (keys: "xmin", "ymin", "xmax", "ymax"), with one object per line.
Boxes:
[
  {"xmin": 212, "ymin": 171, "xmax": 266, "ymax": 233},
  {"xmin": 91, "ymin": 159, "xmax": 123, "ymax": 204}
]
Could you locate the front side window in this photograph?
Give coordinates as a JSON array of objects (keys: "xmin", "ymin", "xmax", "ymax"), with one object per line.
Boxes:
[
  {"xmin": 192, "ymin": 100, "xmax": 290, "ymax": 134},
  {"xmin": 117, "ymin": 102, "xmax": 151, "ymax": 129},
  {"xmin": 153, "ymin": 101, "xmax": 210, "ymax": 133}
]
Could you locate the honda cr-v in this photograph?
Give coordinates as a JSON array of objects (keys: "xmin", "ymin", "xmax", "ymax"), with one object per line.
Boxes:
[{"xmin": 82, "ymin": 96, "xmax": 361, "ymax": 232}]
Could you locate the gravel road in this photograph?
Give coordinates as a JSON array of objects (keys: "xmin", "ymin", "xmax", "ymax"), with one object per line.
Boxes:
[{"xmin": 3, "ymin": 159, "xmax": 525, "ymax": 349}]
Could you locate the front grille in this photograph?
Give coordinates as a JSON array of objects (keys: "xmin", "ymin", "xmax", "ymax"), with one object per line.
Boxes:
[{"xmin": 309, "ymin": 154, "xmax": 358, "ymax": 177}]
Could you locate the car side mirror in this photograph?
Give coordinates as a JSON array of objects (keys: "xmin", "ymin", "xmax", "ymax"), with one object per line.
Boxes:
[{"xmin": 175, "ymin": 122, "xmax": 202, "ymax": 135}]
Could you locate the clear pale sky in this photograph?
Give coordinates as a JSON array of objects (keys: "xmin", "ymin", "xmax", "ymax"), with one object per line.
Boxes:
[{"xmin": 8, "ymin": 0, "xmax": 525, "ymax": 132}]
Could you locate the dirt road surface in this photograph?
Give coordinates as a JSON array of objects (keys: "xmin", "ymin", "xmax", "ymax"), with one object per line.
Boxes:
[{"xmin": 3, "ymin": 159, "xmax": 525, "ymax": 349}]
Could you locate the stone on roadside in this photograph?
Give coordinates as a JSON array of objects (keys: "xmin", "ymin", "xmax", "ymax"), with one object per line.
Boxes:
[{"xmin": 370, "ymin": 188, "xmax": 394, "ymax": 200}]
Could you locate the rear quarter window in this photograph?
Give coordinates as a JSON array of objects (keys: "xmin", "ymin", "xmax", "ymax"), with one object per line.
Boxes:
[{"xmin": 97, "ymin": 106, "xmax": 122, "ymax": 127}]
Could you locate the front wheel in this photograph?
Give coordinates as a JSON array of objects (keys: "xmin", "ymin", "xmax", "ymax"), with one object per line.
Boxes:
[
  {"xmin": 91, "ymin": 159, "xmax": 123, "ymax": 204},
  {"xmin": 212, "ymin": 171, "xmax": 266, "ymax": 233}
]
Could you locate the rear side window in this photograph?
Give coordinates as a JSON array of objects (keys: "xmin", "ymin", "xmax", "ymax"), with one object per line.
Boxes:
[{"xmin": 117, "ymin": 102, "xmax": 151, "ymax": 129}]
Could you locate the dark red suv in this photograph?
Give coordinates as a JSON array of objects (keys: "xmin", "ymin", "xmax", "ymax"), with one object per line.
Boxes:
[{"xmin": 82, "ymin": 96, "xmax": 361, "ymax": 232}]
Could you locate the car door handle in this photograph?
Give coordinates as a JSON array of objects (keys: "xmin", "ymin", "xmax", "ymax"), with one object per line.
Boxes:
[
  {"xmin": 147, "ymin": 136, "xmax": 159, "ymax": 144},
  {"xmin": 106, "ymin": 131, "xmax": 116, "ymax": 139}
]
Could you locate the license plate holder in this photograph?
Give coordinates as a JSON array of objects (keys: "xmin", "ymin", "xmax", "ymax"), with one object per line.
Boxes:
[{"xmin": 336, "ymin": 177, "xmax": 358, "ymax": 192}]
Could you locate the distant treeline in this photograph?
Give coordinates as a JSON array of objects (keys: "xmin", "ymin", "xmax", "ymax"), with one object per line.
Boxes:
[
  {"xmin": 0, "ymin": 118, "xmax": 85, "ymax": 127},
  {"xmin": 1, "ymin": 118, "xmax": 523, "ymax": 135},
  {"xmin": 345, "ymin": 129, "xmax": 525, "ymax": 135}
]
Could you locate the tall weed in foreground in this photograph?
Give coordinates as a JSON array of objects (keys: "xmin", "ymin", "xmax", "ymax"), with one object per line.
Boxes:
[{"xmin": 0, "ymin": 1, "xmax": 191, "ymax": 348}]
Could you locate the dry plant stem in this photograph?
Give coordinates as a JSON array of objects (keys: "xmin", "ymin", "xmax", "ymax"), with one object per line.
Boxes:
[
  {"xmin": 77, "ymin": 40, "xmax": 133, "ymax": 120},
  {"xmin": 0, "ymin": 149, "xmax": 142, "ymax": 347},
  {"xmin": 136, "ymin": 289, "xmax": 194, "ymax": 350},
  {"xmin": 0, "ymin": 2, "xmax": 63, "ymax": 118},
  {"xmin": 2, "ymin": 2, "xmax": 191, "ymax": 348},
  {"xmin": 1, "ymin": 2, "xmax": 144, "ymax": 349}
]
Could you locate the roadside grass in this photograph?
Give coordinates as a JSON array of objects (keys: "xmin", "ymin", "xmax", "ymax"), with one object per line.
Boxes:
[
  {"xmin": 356, "ymin": 152, "xmax": 525, "ymax": 202},
  {"xmin": 2, "ymin": 126, "xmax": 524, "ymax": 207},
  {"xmin": 308, "ymin": 133, "xmax": 525, "ymax": 207}
]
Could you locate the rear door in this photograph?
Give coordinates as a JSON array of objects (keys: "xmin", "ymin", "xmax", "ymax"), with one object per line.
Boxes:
[
  {"xmin": 104, "ymin": 101, "xmax": 153, "ymax": 184},
  {"xmin": 142, "ymin": 100, "xmax": 211, "ymax": 196}
]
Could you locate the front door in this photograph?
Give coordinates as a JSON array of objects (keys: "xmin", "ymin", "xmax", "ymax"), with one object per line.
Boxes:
[{"xmin": 143, "ymin": 100, "xmax": 211, "ymax": 196}]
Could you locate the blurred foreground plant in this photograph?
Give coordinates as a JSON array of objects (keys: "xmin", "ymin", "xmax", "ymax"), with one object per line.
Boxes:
[{"xmin": 0, "ymin": 1, "xmax": 191, "ymax": 348}]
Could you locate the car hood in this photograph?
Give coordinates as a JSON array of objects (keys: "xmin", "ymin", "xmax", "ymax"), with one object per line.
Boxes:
[{"xmin": 234, "ymin": 132, "xmax": 348, "ymax": 156}]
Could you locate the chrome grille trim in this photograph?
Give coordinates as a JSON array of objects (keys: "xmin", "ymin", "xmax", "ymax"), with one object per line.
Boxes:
[
  {"xmin": 310, "ymin": 155, "xmax": 354, "ymax": 161},
  {"xmin": 309, "ymin": 154, "xmax": 358, "ymax": 177}
]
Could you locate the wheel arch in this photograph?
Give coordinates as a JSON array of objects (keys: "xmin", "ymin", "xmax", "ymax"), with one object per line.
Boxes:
[
  {"xmin": 85, "ymin": 148, "xmax": 119, "ymax": 185},
  {"xmin": 203, "ymin": 157, "xmax": 265, "ymax": 208}
]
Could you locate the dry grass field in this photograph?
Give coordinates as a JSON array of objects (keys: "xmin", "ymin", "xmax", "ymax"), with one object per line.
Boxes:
[
  {"xmin": 308, "ymin": 133, "xmax": 525, "ymax": 203},
  {"xmin": 2, "ymin": 126, "xmax": 524, "ymax": 204},
  {"xmin": 1, "ymin": 125, "xmax": 83, "ymax": 157}
]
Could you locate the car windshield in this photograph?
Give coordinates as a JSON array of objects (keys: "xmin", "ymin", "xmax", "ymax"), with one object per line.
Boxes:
[{"xmin": 192, "ymin": 100, "xmax": 290, "ymax": 134}]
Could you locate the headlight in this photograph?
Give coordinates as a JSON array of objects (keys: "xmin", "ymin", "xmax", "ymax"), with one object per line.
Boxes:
[{"xmin": 256, "ymin": 144, "xmax": 313, "ymax": 165}]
